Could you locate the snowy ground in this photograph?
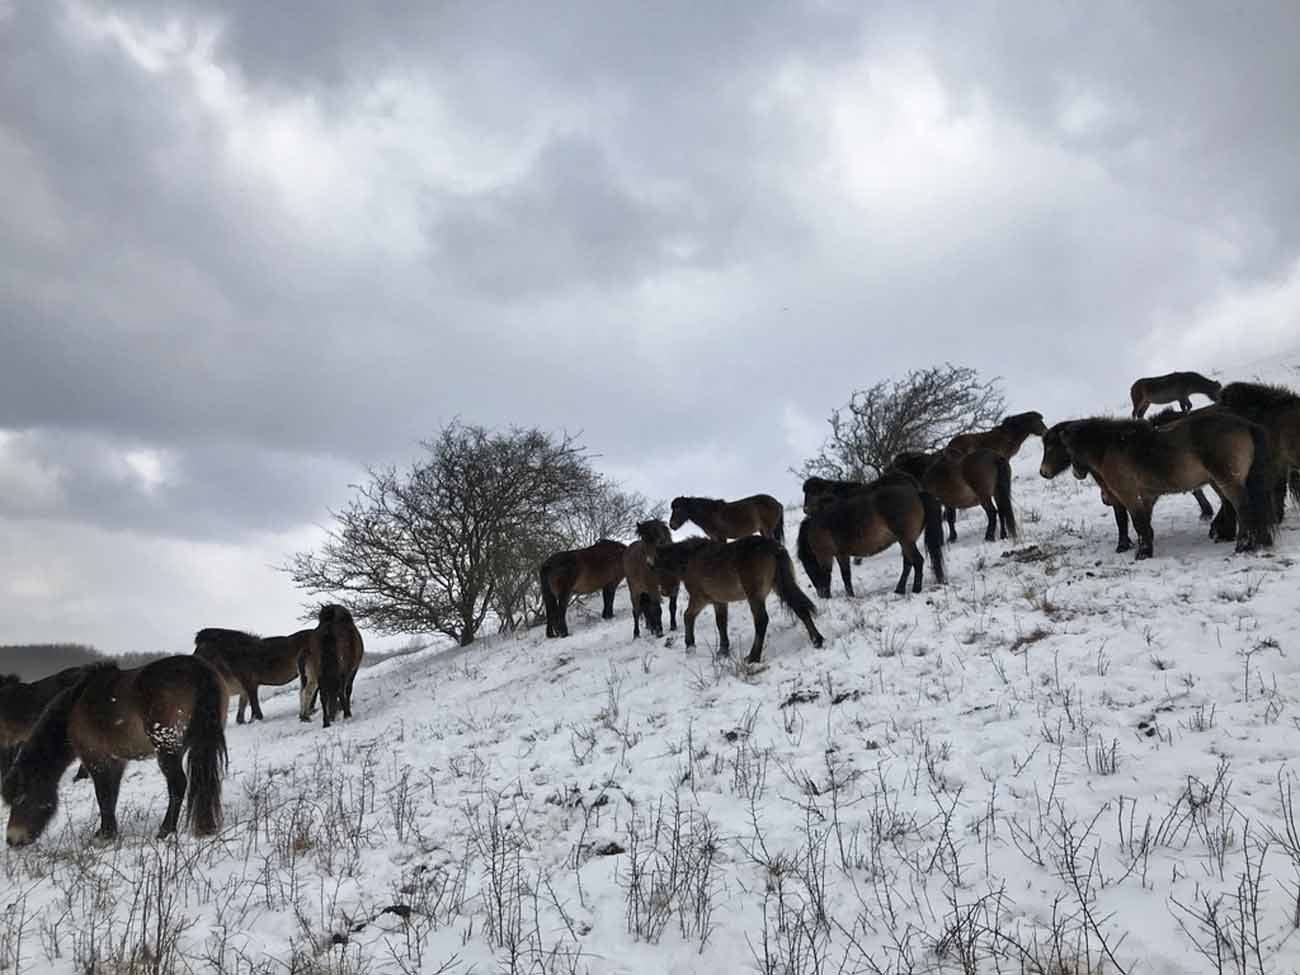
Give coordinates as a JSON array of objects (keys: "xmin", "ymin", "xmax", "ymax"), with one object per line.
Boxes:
[{"xmin": 4, "ymin": 444, "xmax": 1300, "ymax": 973}]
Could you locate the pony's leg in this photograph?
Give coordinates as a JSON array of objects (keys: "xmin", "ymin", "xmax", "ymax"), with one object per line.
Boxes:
[
  {"xmin": 601, "ymin": 582, "xmax": 617, "ymax": 620},
  {"xmin": 155, "ymin": 750, "xmax": 188, "ymax": 839},
  {"xmin": 837, "ymin": 555, "xmax": 854, "ymax": 597},
  {"xmin": 630, "ymin": 590, "xmax": 641, "ymax": 638},
  {"xmin": 1193, "ymin": 488, "xmax": 1214, "ymax": 520},
  {"xmin": 746, "ymin": 597, "xmax": 769, "ymax": 665},
  {"xmin": 90, "ymin": 760, "xmax": 126, "ymax": 840},
  {"xmin": 557, "ymin": 588, "xmax": 572, "ymax": 637},
  {"xmin": 1130, "ymin": 500, "xmax": 1157, "ymax": 560},
  {"xmin": 249, "ymin": 683, "xmax": 264, "ymax": 721},
  {"xmin": 236, "ymin": 694, "xmax": 248, "ymax": 725},
  {"xmin": 1211, "ymin": 502, "xmax": 1237, "ymax": 542},
  {"xmin": 894, "ymin": 550, "xmax": 912, "ymax": 595},
  {"xmin": 1112, "ymin": 505, "xmax": 1133, "ymax": 552},
  {"xmin": 713, "ymin": 602, "xmax": 731, "ymax": 656},
  {"xmin": 945, "ymin": 506, "xmax": 958, "ymax": 543},
  {"xmin": 299, "ymin": 671, "xmax": 317, "ymax": 722},
  {"xmin": 980, "ymin": 499, "xmax": 998, "ymax": 542},
  {"xmin": 683, "ymin": 594, "xmax": 705, "ymax": 649},
  {"xmin": 343, "ymin": 671, "xmax": 356, "ymax": 718},
  {"xmin": 1179, "ymin": 398, "xmax": 1192, "ymax": 412},
  {"xmin": 667, "ymin": 584, "xmax": 679, "ymax": 631},
  {"xmin": 901, "ymin": 539, "xmax": 925, "ymax": 594}
]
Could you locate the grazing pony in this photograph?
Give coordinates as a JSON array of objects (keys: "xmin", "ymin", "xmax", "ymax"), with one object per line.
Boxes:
[
  {"xmin": 797, "ymin": 481, "xmax": 946, "ymax": 597},
  {"xmin": 539, "ymin": 539, "xmax": 627, "ymax": 638},
  {"xmin": 0, "ymin": 666, "xmax": 87, "ymax": 779},
  {"xmin": 668, "ymin": 494, "xmax": 785, "ymax": 543},
  {"xmin": 2, "ymin": 657, "xmax": 228, "ymax": 846},
  {"xmin": 298, "ymin": 605, "xmax": 365, "ymax": 728},
  {"xmin": 1129, "ymin": 371, "xmax": 1221, "ymax": 418},
  {"xmin": 194, "ymin": 627, "xmax": 313, "ymax": 724},
  {"xmin": 623, "ymin": 520, "xmax": 681, "ymax": 639},
  {"xmin": 1056, "ymin": 415, "xmax": 1275, "ymax": 559},
  {"xmin": 639, "ymin": 532, "xmax": 823, "ymax": 664},
  {"xmin": 892, "ymin": 449, "xmax": 1016, "ymax": 543},
  {"xmin": 945, "ymin": 411, "xmax": 1048, "ymax": 459}
]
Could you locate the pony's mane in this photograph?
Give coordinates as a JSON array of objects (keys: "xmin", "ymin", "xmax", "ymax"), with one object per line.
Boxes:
[
  {"xmin": 319, "ymin": 604, "xmax": 354, "ymax": 625},
  {"xmin": 803, "ymin": 476, "xmax": 865, "ymax": 493},
  {"xmin": 1220, "ymin": 381, "xmax": 1300, "ymax": 412},
  {"xmin": 1001, "ymin": 411, "xmax": 1044, "ymax": 433},
  {"xmin": 674, "ymin": 496, "xmax": 724, "ymax": 510},
  {"xmin": 1062, "ymin": 417, "xmax": 1154, "ymax": 452},
  {"xmin": 655, "ymin": 536, "xmax": 714, "ymax": 570},
  {"xmin": 1, "ymin": 680, "xmax": 91, "ymax": 802}
]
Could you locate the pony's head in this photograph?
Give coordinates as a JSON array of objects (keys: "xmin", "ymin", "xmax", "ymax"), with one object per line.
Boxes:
[
  {"xmin": 668, "ymin": 498, "xmax": 690, "ymax": 530},
  {"xmin": 1039, "ymin": 423, "xmax": 1077, "ymax": 479}
]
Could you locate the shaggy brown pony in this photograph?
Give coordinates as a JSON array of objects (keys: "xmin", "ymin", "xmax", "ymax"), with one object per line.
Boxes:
[
  {"xmin": 639, "ymin": 532, "xmax": 823, "ymax": 664},
  {"xmin": 892, "ymin": 448, "xmax": 1016, "ymax": 543},
  {"xmin": 945, "ymin": 411, "xmax": 1048, "ymax": 459},
  {"xmin": 540, "ymin": 539, "xmax": 627, "ymax": 638},
  {"xmin": 623, "ymin": 520, "xmax": 681, "ymax": 639},
  {"xmin": 1129, "ymin": 371, "xmax": 1221, "ymax": 418},
  {"xmin": 2, "ymin": 657, "xmax": 228, "ymax": 846},
  {"xmin": 0, "ymin": 666, "xmax": 87, "ymax": 779},
  {"xmin": 669, "ymin": 494, "xmax": 784, "ymax": 543},
  {"xmin": 1057, "ymin": 415, "xmax": 1275, "ymax": 559},
  {"xmin": 194, "ymin": 627, "xmax": 313, "ymax": 724},
  {"xmin": 797, "ymin": 481, "xmax": 946, "ymax": 597},
  {"xmin": 1217, "ymin": 381, "xmax": 1300, "ymax": 520},
  {"xmin": 298, "ymin": 605, "xmax": 365, "ymax": 728}
]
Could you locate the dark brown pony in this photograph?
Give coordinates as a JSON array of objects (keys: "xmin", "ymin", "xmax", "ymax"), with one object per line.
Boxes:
[
  {"xmin": 639, "ymin": 531, "xmax": 823, "ymax": 664},
  {"xmin": 801, "ymin": 471, "xmax": 918, "ymax": 514},
  {"xmin": 945, "ymin": 411, "xmax": 1048, "ymax": 459},
  {"xmin": 194, "ymin": 627, "xmax": 313, "ymax": 724},
  {"xmin": 623, "ymin": 520, "xmax": 681, "ymax": 639},
  {"xmin": 2, "ymin": 656, "xmax": 228, "ymax": 846},
  {"xmin": 540, "ymin": 539, "xmax": 627, "ymax": 638},
  {"xmin": 892, "ymin": 448, "xmax": 1016, "ymax": 543},
  {"xmin": 0, "ymin": 666, "xmax": 87, "ymax": 779},
  {"xmin": 298, "ymin": 605, "xmax": 365, "ymax": 728},
  {"xmin": 797, "ymin": 480, "xmax": 946, "ymax": 597},
  {"xmin": 1056, "ymin": 415, "xmax": 1275, "ymax": 559},
  {"xmin": 1218, "ymin": 381, "xmax": 1300, "ymax": 520},
  {"xmin": 1130, "ymin": 371, "xmax": 1221, "ymax": 418},
  {"xmin": 669, "ymin": 494, "xmax": 785, "ymax": 543}
]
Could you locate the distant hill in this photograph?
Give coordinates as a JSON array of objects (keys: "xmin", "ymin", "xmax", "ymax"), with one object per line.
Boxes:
[{"xmin": 0, "ymin": 643, "xmax": 163, "ymax": 681}]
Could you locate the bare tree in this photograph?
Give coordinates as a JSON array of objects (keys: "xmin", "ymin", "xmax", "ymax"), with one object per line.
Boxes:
[
  {"xmin": 289, "ymin": 423, "xmax": 609, "ymax": 647},
  {"xmin": 797, "ymin": 364, "xmax": 1006, "ymax": 480}
]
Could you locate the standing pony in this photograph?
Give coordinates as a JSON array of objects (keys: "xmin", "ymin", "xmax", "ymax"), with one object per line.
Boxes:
[
  {"xmin": 668, "ymin": 494, "xmax": 785, "ymax": 543},
  {"xmin": 539, "ymin": 539, "xmax": 627, "ymax": 638},
  {"xmin": 3, "ymin": 657, "xmax": 228, "ymax": 846},
  {"xmin": 892, "ymin": 449, "xmax": 1016, "ymax": 543},
  {"xmin": 1129, "ymin": 371, "xmax": 1221, "ymax": 418},
  {"xmin": 298, "ymin": 605, "xmax": 365, "ymax": 728},
  {"xmin": 194, "ymin": 627, "xmax": 314, "ymax": 724},
  {"xmin": 945, "ymin": 412, "xmax": 1048, "ymax": 459},
  {"xmin": 623, "ymin": 520, "xmax": 681, "ymax": 639}
]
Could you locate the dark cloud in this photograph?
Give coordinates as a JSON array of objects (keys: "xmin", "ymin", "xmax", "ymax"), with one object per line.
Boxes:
[{"xmin": 1, "ymin": 0, "xmax": 1299, "ymax": 651}]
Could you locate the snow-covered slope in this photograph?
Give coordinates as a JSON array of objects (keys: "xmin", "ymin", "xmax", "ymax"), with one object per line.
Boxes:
[{"xmin": 5, "ymin": 430, "xmax": 1300, "ymax": 973}]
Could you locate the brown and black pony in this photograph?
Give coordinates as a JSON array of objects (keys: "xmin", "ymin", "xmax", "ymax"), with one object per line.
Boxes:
[
  {"xmin": 623, "ymin": 520, "xmax": 681, "ymax": 639},
  {"xmin": 639, "ymin": 530, "xmax": 822, "ymax": 664},
  {"xmin": 1054, "ymin": 414, "xmax": 1275, "ymax": 559},
  {"xmin": 2, "ymin": 656, "xmax": 228, "ymax": 846},
  {"xmin": 0, "ymin": 666, "xmax": 87, "ymax": 779},
  {"xmin": 797, "ymin": 480, "xmax": 946, "ymax": 597},
  {"xmin": 194, "ymin": 627, "xmax": 313, "ymax": 724},
  {"xmin": 669, "ymin": 494, "xmax": 785, "ymax": 543},
  {"xmin": 1129, "ymin": 371, "xmax": 1221, "ymax": 418},
  {"xmin": 945, "ymin": 411, "xmax": 1048, "ymax": 459},
  {"xmin": 892, "ymin": 448, "xmax": 1016, "ymax": 543},
  {"xmin": 298, "ymin": 605, "xmax": 365, "ymax": 728},
  {"xmin": 1218, "ymin": 381, "xmax": 1300, "ymax": 521},
  {"xmin": 540, "ymin": 539, "xmax": 627, "ymax": 638}
]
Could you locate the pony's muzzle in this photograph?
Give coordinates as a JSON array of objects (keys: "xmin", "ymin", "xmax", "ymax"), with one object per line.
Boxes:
[
  {"xmin": 6, "ymin": 824, "xmax": 32, "ymax": 848},
  {"xmin": 1039, "ymin": 464, "xmax": 1054, "ymax": 479}
]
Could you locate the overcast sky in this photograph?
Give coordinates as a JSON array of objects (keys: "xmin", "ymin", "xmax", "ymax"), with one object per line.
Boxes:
[{"xmin": 2, "ymin": 0, "xmax": 1299, "ymax": 654}]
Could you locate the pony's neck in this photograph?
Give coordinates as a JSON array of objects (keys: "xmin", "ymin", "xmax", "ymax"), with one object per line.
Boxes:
[{"xmin": 14, "ymin": 685, "xmax": 82, "ymax": 779}]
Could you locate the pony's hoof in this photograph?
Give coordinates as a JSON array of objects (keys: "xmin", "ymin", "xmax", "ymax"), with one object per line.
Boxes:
[
  {"xmin": 298, "ymin": 715, "xmax": 311, "ymax": 723},
  {"xmin": 1116, "ymin": 540, "xmax": 1133, "ymax": 553},
  {"xmin": 894, "ymin": 585, "xmax": 906, "ymax": 595},
  {"xmin": 1135, "ymin": 549, "xmax": 1153, "ymax": 561},
  {"xmin": 235, "ymin": 716, "xmax": 246, "ymax": 726},
  {"xmin": 812, "ymin": 637, "xmax": 825, "ymax": 649},
  {"xmin": 155, "ymin": 827, "xmax": 177, "ymax": 841},
  {"xmin": 93, "ymin": 829, "xmax": 117, "ymax": 845}
]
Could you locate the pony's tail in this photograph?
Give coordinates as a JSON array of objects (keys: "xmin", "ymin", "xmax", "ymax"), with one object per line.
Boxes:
[
  {"xmin": 1289, "ymin": 468, "xmax": 1300, "ymax": 509},
  {"xmin": 539, "ymin": 563, "xmax": 559, "ymax": 636},
  {"xmin": 318, "ymin": 619, "xmax": 341, "ymax": 728},
  {"xmin": 1242, "ymin": 425, "xmax": 1278, "ymax": 547},
  {"xmin": 774, "ymin": 544, "xmax": 818, "ymax": 619},
  {"xmin": 994, "ymin": 457, "xmax": 1017, "ymax": 540},
  {"xmin": 796, "ymin": 519, "xmax": 830, "ymax": 597},
  {"xmin": 185, "ymin": 661, "xmax": 228, "ymax": 837},
  {"xmin": 919, "ymin": 491, "xmax": 946, "ymax": 584}
]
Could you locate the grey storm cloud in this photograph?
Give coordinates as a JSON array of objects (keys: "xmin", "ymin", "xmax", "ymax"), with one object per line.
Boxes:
[{"xmin": 2, "ymin": 0, "xmax": 1299, "ymax": 650}]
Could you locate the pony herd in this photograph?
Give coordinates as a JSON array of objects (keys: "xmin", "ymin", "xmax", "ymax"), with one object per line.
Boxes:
[
  {"xmin": 0, "ymin": 605, "xmax": 364, "ymax": 847},
  {"xmin": 543, "ymin": 372, "xmax": 1299, "ymax": 665},
  {"xmin": 3, "ymin": 370, "xmax": 1295, "ymax": 849}
]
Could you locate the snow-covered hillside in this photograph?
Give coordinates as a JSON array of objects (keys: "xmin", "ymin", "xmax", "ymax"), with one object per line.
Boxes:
[{"xmin": 5, "ymin": 418, "xmax": 1300, "ymax": 973}]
